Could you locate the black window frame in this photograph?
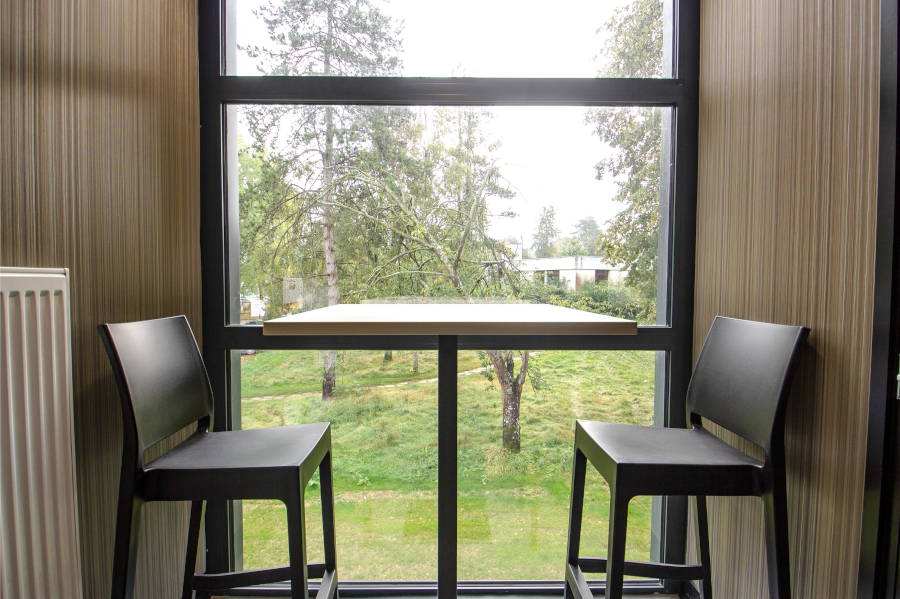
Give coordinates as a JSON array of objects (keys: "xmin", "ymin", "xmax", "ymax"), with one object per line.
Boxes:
[{"xmin": 197, "ymin": 0, "xmax": 700, "ymax": 594}]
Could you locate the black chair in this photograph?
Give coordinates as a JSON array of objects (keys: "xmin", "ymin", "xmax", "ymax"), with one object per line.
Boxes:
[
  {"xmin": 564, "ymin": 316, "xmax": 808, "ymax": 599},
  {"xmin": 99, "ymin": 315, "xmax": 338, "ymax": 599}
]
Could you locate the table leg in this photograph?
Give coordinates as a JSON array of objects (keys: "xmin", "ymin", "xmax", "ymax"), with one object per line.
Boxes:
[{"xmin": 438, "ymin": 335, "xmax": 457, "ymax": 599}]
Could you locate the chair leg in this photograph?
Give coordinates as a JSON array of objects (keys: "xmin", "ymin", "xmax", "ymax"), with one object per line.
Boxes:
[
  {"xmin": 285, "ymin": 486, "xmax": 309, "ymax": 599},
  {"xmin": 110, "ymin": 496, "xmax": 143, "ymax": 599},
  {"xmin": 565, "ymin": 448, "xmax": 587, "ymax": 599},
  {"xmin": 763, "ymin": 481, "xmax": 791, "ymax": 599},
  {"xmin": 696, "ymin": 496, "xmax": 713, "ymax": 599},
  {"xmin": 605, "ymin": 485, "xmax": 629, "ymax": 599},
  {"xmin": 320, "ymin": 452, "xmax": 338, "ymax": 584},
  {"xmin": 181, "ymin": 500, "xmax": 203, "ymax": 599}
]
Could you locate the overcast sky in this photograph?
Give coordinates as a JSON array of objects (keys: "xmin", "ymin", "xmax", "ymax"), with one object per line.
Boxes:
[{"xmin": 231, "ymin": 0, "xmax": 662, "ymax": 247}]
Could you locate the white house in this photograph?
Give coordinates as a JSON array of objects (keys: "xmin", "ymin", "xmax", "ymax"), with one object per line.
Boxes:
[
  {"xmin": 238, "ymin": 293, "xmax": 267, "ymax": 323},
  {"xmin": 517, "ymin": 256, "xmax": 627, "ymax": 291}
]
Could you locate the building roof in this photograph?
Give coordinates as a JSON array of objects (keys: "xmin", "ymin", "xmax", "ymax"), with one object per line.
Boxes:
[{"xmin": 517, "ymin": 256, "xmax": 618, "ymax": 271}]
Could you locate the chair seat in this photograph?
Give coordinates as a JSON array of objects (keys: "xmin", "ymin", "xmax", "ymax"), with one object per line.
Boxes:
[
  {"xmin": 575, "ymin": 420, "xmax": 764, "ymax": 496},
  {"xmin": 141, "ymin": 422, "xmax": 331, "ymax": 501}
]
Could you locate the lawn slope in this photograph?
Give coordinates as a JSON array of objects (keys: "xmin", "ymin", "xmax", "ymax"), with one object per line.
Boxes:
[{"xmin": 240, "ymin": 349, "xmax": 656, "ymax": 580}]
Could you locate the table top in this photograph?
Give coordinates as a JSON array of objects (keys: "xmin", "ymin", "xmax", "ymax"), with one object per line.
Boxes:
[{"xmin": 262, "ymin": 303, "xmax": 637, "ymax": 336}]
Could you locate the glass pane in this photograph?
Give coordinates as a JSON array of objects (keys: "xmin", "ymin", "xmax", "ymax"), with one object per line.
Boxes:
[
  {"xmin": 227, "ymin": 105, "xmax": 671, "ymax": 326},
  {"xmin": 456, "ymin": 349, "xmax": 658, "ymax": 580},
  {"xmin": 225, "ymin": 0, "xmax": 673, "ymax": 78},
  {"xmin": 239, "ymin": 349, "xmax": 441, "ymax": 580},
  {"xmin": 238, "ymin": 348, "xmax": 661, "ymax": 582}
]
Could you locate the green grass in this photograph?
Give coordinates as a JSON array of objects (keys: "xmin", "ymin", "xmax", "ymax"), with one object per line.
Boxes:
[
  {"xmin": 240, "ymin": 350, "xmax": 483, "ymax": 398},
  {"xmin": 239, "ymin": 349, "xmax": 656, "ymax": 580}
]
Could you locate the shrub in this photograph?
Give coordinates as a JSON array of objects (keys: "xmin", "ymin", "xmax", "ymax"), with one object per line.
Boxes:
[{"xmin": 521, "ymin": 281, "xmax": 654, "ymax": 323}]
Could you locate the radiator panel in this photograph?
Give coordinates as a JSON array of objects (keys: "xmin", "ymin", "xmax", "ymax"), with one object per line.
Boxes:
[{"xmin": 1, "ymin": 267, "xmax": 83, "ymax": 598}]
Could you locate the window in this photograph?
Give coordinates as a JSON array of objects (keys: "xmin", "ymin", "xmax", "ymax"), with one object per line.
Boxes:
[
  {"xmin": 224, "ymin": 1, "xmax": 673, "ymax": 79},
  {"xmin": 200, "ymin": 0, "xmax": 699, "ymax": 594}
]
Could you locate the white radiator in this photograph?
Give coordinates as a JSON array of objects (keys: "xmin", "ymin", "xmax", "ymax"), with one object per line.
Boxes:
[{"xmin": 1, "ymin": 267, "xmax": 83, "ymax": 598}]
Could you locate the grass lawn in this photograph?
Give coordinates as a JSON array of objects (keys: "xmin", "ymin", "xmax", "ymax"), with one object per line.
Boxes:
[
  {"xmin": 239, "ymin": 349, "xmax": 657, "ymax": 580},
  {"xmin": 240, "ymin": 349, "xmax": 483, "ymax": 398}
]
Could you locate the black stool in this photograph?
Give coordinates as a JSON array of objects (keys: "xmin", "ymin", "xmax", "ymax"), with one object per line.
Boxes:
[
  {"xmin": 564, "ymin": 316, "xmax": 808, "ymax": 599},
  {"xmin": 100, "ymin": 315, "xmax": 338, "ymax": 599}
]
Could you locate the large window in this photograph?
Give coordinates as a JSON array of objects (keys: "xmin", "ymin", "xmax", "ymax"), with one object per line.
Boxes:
[
  {"xmin": 200, "ymin": 0, "xmax": 698, "ymax": 594},
  {"xmin": 231, "ymin": 104, "xmax": 670, "ymax": 323}
]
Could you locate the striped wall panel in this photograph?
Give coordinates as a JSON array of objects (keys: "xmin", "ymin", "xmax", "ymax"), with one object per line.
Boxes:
[
  {"xmin": 1, "ymin": 1, "xmax": 201, "ymax": 597},
  {"xmin": 692, "ymin": 0, "xmax": 880, "ymax": 597}
]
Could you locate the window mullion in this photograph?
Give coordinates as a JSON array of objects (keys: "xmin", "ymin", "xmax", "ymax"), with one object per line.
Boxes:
[{"xmin": 213, "ymin": 75, "xmax": 687, "ymax": 107}]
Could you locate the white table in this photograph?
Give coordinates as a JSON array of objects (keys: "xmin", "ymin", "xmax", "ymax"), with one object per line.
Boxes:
[
  {"xmin": 263, "ymin": 303, "xmax": 636, "ymax": 597},
  {"xmin": 263, "ymin": 302, "xmax": 637, "ymax": 336}
]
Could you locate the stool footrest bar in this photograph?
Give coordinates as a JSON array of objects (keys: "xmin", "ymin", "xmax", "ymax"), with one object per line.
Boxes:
[
  {"xmin": 578, "ymin": 557, "xmax": 705, "ymax": 581},
  {"xmin": 193, "ymin": 567, "xmax": 291, "ymax": 591},
  {"xmin": 193, "ymin": 562, "xmax": 329, "ymax": 592}
]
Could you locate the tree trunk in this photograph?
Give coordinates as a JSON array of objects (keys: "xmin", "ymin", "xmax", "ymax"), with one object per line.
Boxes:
[
  {"xmin": 486, "ymin": 349, "xmax": 529, "ymax": 453},
  {"xmin": 321, "ymin": 10, "xmax": 338, "ymax": 401},
  {"xmin": 501, "ymin": 381, "xmax": 521, "ymax": 452},
  {"xmin": 321, "ymin": 106, "xmax": 339, "ymax": 400},
  {"xmin": 412, "ymin": 351, "xmax": 419, "ymax": 373}
]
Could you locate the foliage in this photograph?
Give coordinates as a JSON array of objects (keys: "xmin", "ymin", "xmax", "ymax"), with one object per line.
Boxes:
[
  {"xmin": 240, "ymin": 2, "xmax": 521, "ymax": 306},
  {"xmin": 555, "ymin": 217, "xmax": 603, "ymax": 257},
  {"xmin": 241, "ymin": 98, "xmax": 533, "ymax": 442},
  {"xmin": 522, "ymin": 281, "xmax": 654, "ymax": 325},
  {"xmin": 238, "ymin": 0, "xmax": 663, "ymax": 421},
  {"xmin": 573, "ymin": 216, "xmax": 601, "ymax": 254},
  {"xmin": 245, "ymin": 0, "xmax": 401, "ymax": 77},
  {"xmin": 241, "ymin": 0, "xmax": 405, "ymax": 397},
  {"xmin": 531, "ymin": 213, "xmax": 604, "ymax": 259},
  {"xmin": 556, "ymin": 236, "xmax": 587, "ymax": 257},
  {"xmin": 333, "ymin": 108, "xmax": 521, "ymax": 300},
  {"xmin": 242, "ymin": 0, "xmax": 407, "ymax": 397},
  {"xmin": 330, "ymin": 107, "xmax": 534, "ymax": 452},
  {"xmin": 532, "ymin": 206, "xmax": 559, "ymax": 258},
  {"xmin": 588, "ymin": 0, "xmax": 664, "ymax": 316}
]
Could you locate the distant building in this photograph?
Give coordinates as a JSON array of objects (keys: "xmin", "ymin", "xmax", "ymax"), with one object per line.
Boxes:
[
  {"xmin": 517, "ymin": 256, "xmax": 627, "ymax": 291},
  {"xmin": 239, "ymin": 294, "xmax": 267, "ymax": 323}
]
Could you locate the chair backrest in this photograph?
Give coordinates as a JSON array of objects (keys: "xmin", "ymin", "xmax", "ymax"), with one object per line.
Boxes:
[
  {"xmin": 686, "ymin": 316, "xmax": 808, "ymax": 451},
  {"xmin": 98, "ymin": 316, "xmax": 213, "ymax": 458}
]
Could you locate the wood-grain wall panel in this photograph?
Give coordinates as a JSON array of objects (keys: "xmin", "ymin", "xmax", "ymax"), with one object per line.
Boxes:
[
  {"xmin": 1, "ymin": 1, "xmax": 201, "ymax": 596},
  {"xmin": 693, "ymin": 0, "xmax": 880, "ymax": 597}
]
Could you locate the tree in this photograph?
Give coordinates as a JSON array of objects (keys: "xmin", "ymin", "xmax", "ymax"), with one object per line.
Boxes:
[
  {"xmin": 244, "ymin": 0, "xmax": 402, "ymax": 399},
  {"xmin": 556, "ymin": 217, "xmax": 601, "ymax": 257},
  {"xmin": 533, "ymin": 206, "xmax": 559, "ymax": 258},
  {"xmin": 573, "ymin": 217, "xmax": 601, "ymax": 255},
  {"xmin": 333, "ymin": 107, "xmax": 533, "ymax": 452},
  {"xmin": 331, "ymin": 109, "xmax": 516, "ymax": 300},
  {"xmin": 556, "ymin": 236, "xmax": 586, "ymax": 257},
  {"xmin": 588, "ymin": 0, "xmax": 664, "ymax": 311},
  {"xmin": 240, "ymin": 7, "xmax": 542, "ymax": 448},
  {"xmin": 238, "ymin": 146, "xmax": 320, "ymax": 311}
]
